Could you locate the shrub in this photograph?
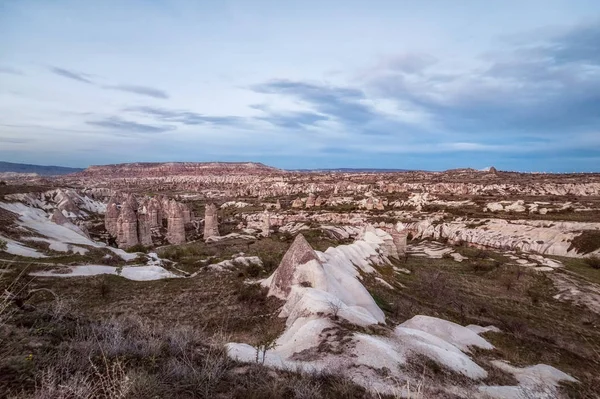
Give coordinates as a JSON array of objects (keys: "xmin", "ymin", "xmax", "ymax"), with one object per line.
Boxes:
[
  {"xmin": 569, "ymin": 230, "xmax": 600, "ymax": 254},
  {"xmin": 0, "ymin": 239, "xmax": 6, "ymax": 252},
  {"xmin": 245, "ymin": 262, "xmax": 263, "ymax": 278},
  {"xmin": 584, "ymin": 255, "xmax": 600, "ymax": 269},
  {"xmin": 236, "ymin": 283, "xmax": 268, "ymax": 304},
  {"xmin": 125, "ymin": 244, "xmax": 148, "ymax": 253}
]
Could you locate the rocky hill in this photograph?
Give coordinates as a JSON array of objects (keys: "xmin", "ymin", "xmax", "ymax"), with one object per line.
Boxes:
[{"xmin": 77, "ymin": 162, "xmax": 282, "ymax": 178}]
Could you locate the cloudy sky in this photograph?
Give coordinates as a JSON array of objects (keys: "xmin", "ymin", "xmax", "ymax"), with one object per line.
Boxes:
[{"xmin": 1, "ymin": 0, "xmax": 599, "ymax": 171}]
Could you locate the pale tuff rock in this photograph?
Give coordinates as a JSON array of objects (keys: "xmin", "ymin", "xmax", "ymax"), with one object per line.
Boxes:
[
  {"xmin": 268, "ymin": 234, "xmax": 322, "ymax": 299},
  {"xmin": 105, "ymin": 203, "xmax": 120, "ymax": 236},
  {"xmin": 117, "ymin": 201, "xmax": 140, "ymax": 249},
  {"xmin": 105, "ymin": 193, "xmax": 191, "ymax": 248},
  {"xmin": 146, "ymin": 198, "xmax": 162, "ymax": 227},
  {"xmin": 408, "ymin": 218, "xmax": 600, "ymax": 258},
  {"xmin": 383, "ymin": 227, "xmax": 407, "ymax": 258},
  {"xmin": 365, "ymin": 197, "xmax": 374, "ymax": 210},
  {"xmin": 261, "ymin": 210, "xmax": 271, "ymax": 237},
  {"xmin": 167, "ymin": 200, "xmax": 186, "ymax": 245},
  {"xmin": 137, "ymin": 212, "xmax": 153, "ymax": 246},
  {"xmin": 50, "ymin": 209, "xmax": 90, "ymax": 239},
  {"xmin": 50, "ymin": 208, "xmax": 70, "ymax": 226},
  {"xmin": 305, "ymin": 194, "xmax": 316, "ymax": 208},
  {"xmin": 276, "ymin": 199, "xmax": 282, "ymax": 210},
  {"xmin": 203, "ymin": 203, "xmax": 220, "ymax": 240},
  {"xmin": 315, "ymin": 196, "xmax": 324, "ymax": 207},
  {"xmin": 291, "ymin": 198, "xmax": 303, "ymax": 208}
]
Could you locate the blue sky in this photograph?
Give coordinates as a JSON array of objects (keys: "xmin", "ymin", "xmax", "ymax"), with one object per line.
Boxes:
[{"xmin": 1, "ymin": 0, "xmax": 599, "ymax": 171}]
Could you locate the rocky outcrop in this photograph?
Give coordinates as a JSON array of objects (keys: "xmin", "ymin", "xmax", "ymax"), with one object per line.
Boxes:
[
  {"xmin": 104, "ymin": 193, "xmax": 191, "ymax": 248},
  {"xmin": 137, "ymin": 212, "xmax": 153, "ymax": 246},
  {"xmin": 305, "ymin": 194, "xmax": 316, "ymax": 208},
  {"xmin": 390, "ymin": 229, "xmax": 407, "ymax": 258},
  {"xmin": 408, "ymin": 218, "xmax": 600, "ymax": 258},
  {"xmin": 105, "ymin": 203, "xmax": 120, "ymax": 236},
  {"xmin": 50, "ymin": 209, "xmax": 90, "ymax": 239},
  {"xmin": 291, "ymin": 198, "xmax": 303, "ymax": 208},
  {"xmin": 261, "ymin": 210, "xmax": 271, "ymax": 237},
  {"xmin": 268, "ymin": 234, "xmax": 322, "ymax": 299},
  {"xmin": 203, "ymin": 203, "xmax": 220, "ymax": 240},
  {"xmin": 167, "ymin": 200, "xmax": 186, "ymax": 245},
  {"xmin": 116, "ymin": 201, "xmax": 139, "ymax": 249}
]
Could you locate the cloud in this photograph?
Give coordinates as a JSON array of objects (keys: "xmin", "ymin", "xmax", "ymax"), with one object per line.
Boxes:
[
  {"xmin": 367, "ymin": 21, "xmax": 600, "ymax": 137},
  {"xmin": 86, "ymin": 117, "xmax": 175, "ymax": 133},
  {"xmin": 252, "ymin": 80, "xmax": 377, "ymax": 125},
  {"xmin": 49, "ymin": 66, "xmax": 94, "ymax": 84},
  {"xmin": 381, "ymin": 53, "xmax": 438, "ymax": 74},
  {"xmin": 0, "ymin": 66, "xmax": 23, "ymax": 75},
  {"xmin": 48, "ymin": 67, "xmax": 168, "ymax": 99},
  {"xmin": 105, "ymin": 84, "xmax": 169, "ymax": 99},
  {"xmin": 124, "ymin": 106, "xmax": 245, "ymax": 127}
]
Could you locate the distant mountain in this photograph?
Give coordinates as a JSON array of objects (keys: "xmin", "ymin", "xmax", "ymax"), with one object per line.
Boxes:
[
  {"xmin": 289, "ymin": 168, "xmax": 414, "ymax": 172},
  {"xmin": 0, "ymin": 161, "xmax": 84, "ymax": 176}
]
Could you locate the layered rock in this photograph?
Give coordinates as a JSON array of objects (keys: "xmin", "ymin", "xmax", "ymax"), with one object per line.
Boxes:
[{"xmin": 203, "ymin": 203, "xmax": 220, "ymax": 240}]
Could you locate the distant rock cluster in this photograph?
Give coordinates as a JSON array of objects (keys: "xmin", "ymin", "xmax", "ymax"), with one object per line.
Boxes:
[{"xmin": 105, "ymin": 192, "xmax": 192, "ymax": 249}]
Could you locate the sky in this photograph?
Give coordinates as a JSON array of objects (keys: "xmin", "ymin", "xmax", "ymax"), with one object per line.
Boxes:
[{"xmin": 1, "ymin": 0, "xmax": 599, "ymax": 172}]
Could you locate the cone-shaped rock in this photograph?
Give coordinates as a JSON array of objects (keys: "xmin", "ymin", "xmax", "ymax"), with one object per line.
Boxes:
[{"xmin": 268, "ymin": 234, "xmax": 324, "ymax": 299}]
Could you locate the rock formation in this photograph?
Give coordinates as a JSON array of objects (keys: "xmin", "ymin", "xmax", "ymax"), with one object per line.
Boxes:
[
  {"xmin": 291, "ymin": 198, "xmax": 303, "ymax": 208},
  {"xmin": 315, "ymin": 196, "xmax": 324, "ymax": 207},
  {"xmin": 105, "ymin": 203, "xmax": 120, "ymax": 237},
  {"xmin": 390, "ymin": 229, "xmax": 407, "ymax": 258},
  {"xmin": 104, "ymin": 193, "xmax": 192, "ymax": 248},
  {"xmin": 268, "ymin": 234, "xmax": 323, "ymax": 299},
  {"xmin": 276, "ymin": 199, "xmax": 282, "ymax": 210},
  {"xmin": 261, "ymin": 210, "xmax": 271, "ymax": 237},
  {"xmin": 203, "ymin": 203, "xmax": 220, "ymax": 240},
  {"xmin": 116, "ymin": 200, "xmax": 140, "ymax": 249},
  {"xmin": 305, "ymin": 194, "xmax": 316, "ymax": 208},
  {"xmin": 137, "ymin": 212, "xmax": 153, "ymax": 246},
  {"xmin": 167, "ymin": 200, "xmax": 186, "ymax": 245}
]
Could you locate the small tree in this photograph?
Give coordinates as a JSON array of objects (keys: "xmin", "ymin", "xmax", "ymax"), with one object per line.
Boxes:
[
  {"xmin": 327, "ymin": 298, "xmax": 344, "ymax": 320},
  {"xmin": 0, "ymin": 239, "xmax": 7, "ymax": 252}
]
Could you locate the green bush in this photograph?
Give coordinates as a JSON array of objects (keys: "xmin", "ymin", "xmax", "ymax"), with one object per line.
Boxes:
[{"xmin": 0, "ymin": 239, "xmax": 6, "ymax": 252}]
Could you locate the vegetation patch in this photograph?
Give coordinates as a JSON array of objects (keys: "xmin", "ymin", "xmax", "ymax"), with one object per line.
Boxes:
[{"xmin": 568, "ymin": 230, "xmax": 600, "ymax": 254}]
